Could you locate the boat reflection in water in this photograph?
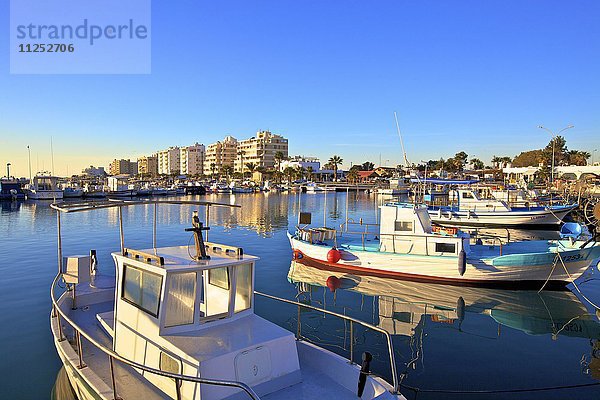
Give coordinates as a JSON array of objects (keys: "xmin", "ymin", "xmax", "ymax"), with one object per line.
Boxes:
[{"xmin": 287, "ymin": 258, "xmax": 600, "ymax": 393}]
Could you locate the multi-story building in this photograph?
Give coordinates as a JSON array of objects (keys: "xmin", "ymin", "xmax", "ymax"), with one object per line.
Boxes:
[
  {"xmin": 82, "ymin": 165, "xmax": 106, "ymax": 177},
  {"xmin": 108, "ymin": 159, "xmax": 137, "ymax": 176},
  {"xmin": 157, "ymin": 147, "xmax": 180, "ymax": 175},
  {"xmin": 204, "ymin": 136, "xmax": 238, "ymax": 176},
  {"xmin": 234, "ymin": 130, "xmax": 288, "ymax": 173},
  {"xmin": 137, "ymin": 155, "xmax": 158, "ymax": 177},
  {"xmin": 280, "ymin": 156, "xmax": 320, "ymax": 172},
  {"xmin": 180, "ymin": 143, "xmax": 205, "ymax": 176}
]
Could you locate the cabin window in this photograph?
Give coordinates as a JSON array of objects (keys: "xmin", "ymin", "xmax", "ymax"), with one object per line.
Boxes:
[
  {"xmin": 462, "ymin": 192, "xmax": 473, "ymax": 199},
  {"xmin": 235, "ymin": 263, "xmax": 253, "ymax": 313},
  {"xmin": 435, "ymin": 242, "xmax": 456, "ymax": 253},
  {"xmin": 160, "ymin": 352, "xmax": 180, "ymax": 375},
  {"xmin": 394, "ymin": 221, "xmax": 413, "ymax": 232},
  {"xmin": 122, "ymin": 264, "xmax": 162, "ymax": 317},
  {"xmin": 164, "ymin": 272, "xmax": 196, "ymax": 327},
  {"xmin": 201, "ymin": 267, "xmax": 231, "ymax": 320}
]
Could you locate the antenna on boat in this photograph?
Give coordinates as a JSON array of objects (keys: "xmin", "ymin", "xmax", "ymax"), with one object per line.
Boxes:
[
  {"xmin": 185, "ymin": 210, "xmax": 210, "ymax": 260},
  {"xmin": 394, "ymin": 112, "xmax": 410, "ymax": 169},
  {"xmin": 27, "ymin": 145, "xmax": 32, "ymax": 183}
]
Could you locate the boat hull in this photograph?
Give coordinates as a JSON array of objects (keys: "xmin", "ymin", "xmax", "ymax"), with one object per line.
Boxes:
[
  {"xmin": 288, "ymin": 233, "xmax": 600, "ymax": 289},
  {"xmin": 26, "ymin": 190, "xmax": 64, "ymax": 200},
  {"xmin": 428, "ymin": 205, "xmax": 575, "ymax": 227}
]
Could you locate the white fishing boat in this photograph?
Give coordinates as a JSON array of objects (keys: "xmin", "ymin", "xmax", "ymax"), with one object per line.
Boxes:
[
  {"xmin": 25, "ymin": 174, "xmax": 63, "ymax": 200},
  {"xmin": 427, "ymin": 188, "xmax": 576, "ymax": 227},
  {"xmin": 288, "ymin": 203, "xmax": 600, "ymax": 289},
  {"xmin": 50, "ymin": 200, "xmax": 404, "ymax": 400},
  {"xmin": 305, "ymin": 183, "xmax": 336, "ymax": 193},
  {"xmin": 107, "ymin": 175, "xmax": 138, "ymax": 197}
]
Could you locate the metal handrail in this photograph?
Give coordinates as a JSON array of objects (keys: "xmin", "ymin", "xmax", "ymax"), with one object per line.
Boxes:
[
  {"xmin": 51, "ymin": 274, "xmax": 260, "ymax": 400},
  {"xmin": 255, "ymin": 291, "xmax": 400, "ymax": 394}
]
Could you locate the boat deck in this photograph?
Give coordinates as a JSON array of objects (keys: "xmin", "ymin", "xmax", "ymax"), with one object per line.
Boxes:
[
  {"xmin": 64, "ymin": 294, "xmax": 386, "ymax": 400},
  {"xmin": 65, "ymin": 300, "xmax": 168, "ymax": 400}
]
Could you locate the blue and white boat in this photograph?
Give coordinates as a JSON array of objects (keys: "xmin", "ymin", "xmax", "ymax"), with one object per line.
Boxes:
[
  {"xmin": 427, "ymin": 188, "xmax": 576, "ymax": 227},
  {"xmin": 288, "ymin": 203, "xmax": 600, "ymax": 289}
]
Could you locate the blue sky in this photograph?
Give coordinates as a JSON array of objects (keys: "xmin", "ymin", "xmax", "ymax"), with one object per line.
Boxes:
[{"xmin": 1, "ymin": 0, "xmax": 599, "ymax": 177}]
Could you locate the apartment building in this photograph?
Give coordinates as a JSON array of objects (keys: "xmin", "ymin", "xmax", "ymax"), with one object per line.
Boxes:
[
  {"xmin": 204, "ymin": 135, "xmax": 238, "ymax": 175},
  {"xmin": 108, "ymin": 159, "xmax": 137, "ymax": 176},
  {"xmin": 157, "ymin": 147, "xmax": 180, "ymax": 175},
  {"xmin": 137, "ymin": 155, "xmax": 158, "ymax": 177},
  {"xmin": 234, "ymin": 130, "xmax": 288, "ymax": 173},
  {"xmin": 180, "ymin": 143, "xmax": 205, "ymax": 176}
]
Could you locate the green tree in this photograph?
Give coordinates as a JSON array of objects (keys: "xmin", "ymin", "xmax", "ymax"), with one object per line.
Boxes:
[
  {"xmin": 221, "ymin": 165, "xmax": 233, "ymax": 181},
  {"xmin": 453, "ymin": 151, "xmax": 469, "ymax": 170},
  {"xmin": 470, "ymin": 158, "xmax": 484, "ymax": 170},
  {"xmin": 306, "ymin": 166, "xmax": 314, "ymax": 181},
  {"xmin": 361, "ymin": 161, "xmax": 375, "ymax": 171},
  {"xmin": 283, "ymin": 166, "xmax": 296, "ymax": 184},
  {"xmin": 567, "ymin": 150, "xmax": 590, "ymax": 166},
  {"xmin": 328, "ymin": 155, "xmax": 343, "ymax": 182},
  {"xmin": 274, "ymin": 151, "xmax": 285, "ymax": 172},
  {"xmin": 347, "ymin": 169, "xmax": 359, "ymax": 183},
  {"xmin": 245, "ymin": 162, "xmax": 256, "ymax": 179},
  {"xmin": 210, "ymin": 163, "xmax": 216, "ymax": 179},
  {"xmin": 512, "ymin": 150, "xmax": 543, "ymax": 167}
]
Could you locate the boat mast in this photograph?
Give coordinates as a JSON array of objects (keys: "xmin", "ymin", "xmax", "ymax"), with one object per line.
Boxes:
[
  {"xmin": 50, "ymin": 136, "xmax": 55, "ymax": 176},
  {"xmin": 27, "ymin": 145, "xmax": 32, "ymax": 183},
  {"xmin": 394, "ymin": 111, "xmax": 410, "ymax": 169}
]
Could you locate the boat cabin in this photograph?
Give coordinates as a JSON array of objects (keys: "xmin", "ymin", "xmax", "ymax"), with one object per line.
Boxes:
[
  {"xmin": 99, "ymin": 243, "xmax": 302, "ymax": 400},
  {"xmin": 32, "ymin": 175, "xmax": 60, "ymax": 191},
  {"xmin": 379, "ymin": 203, "xmax": 470, "ymax": 257},
  {"xmin": 447, "ymin": 189, "xmax": 511, "ymax": 212}
]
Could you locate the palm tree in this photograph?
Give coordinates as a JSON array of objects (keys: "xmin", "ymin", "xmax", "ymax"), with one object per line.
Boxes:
[
  {"xmin": 237, "ymin": 150, "xmax": 246, "ymax": 175},
  {"xmin": 245, "ymin": 162, "xmax": 257, "ymax": 179},
  {"xmin": 283, "ymin": 167, "xmax": 296, "ymax": 184},
  {"xmin": 221, "ymin": 165, "xmax": 233, "ymax": 181},
  {"xmin": 306, "ymin": 166, "xmax": 314, "ymax": 181},
  {"xmin": 491, "ymin": 156, "xmax": 501, "ymax": 169},
  {"xmin": 295, "ymin": 166, "xmax": 306, "ymax": 181},
  {"xmin": 274, "ymin": 151, "xmax": 285, "ymax": 172},
  {"xmin": 210, "ymin": 163, "xmax": 216, "ymax": 179},
  {"xmin": 328, "ymin": 155, "xmax": 343, "ymax": 182},
  {"xmin": 347, "ymin": 169, "xmax": 359, "ymax": 184}
]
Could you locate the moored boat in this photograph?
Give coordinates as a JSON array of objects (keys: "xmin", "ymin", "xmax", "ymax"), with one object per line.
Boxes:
[
  {"xmin": 50, "ymin": 200, "xmax": 405, "ymax": 400},
  {"xmin": 288, "ymin": 203, "xmax": 600, "ymax": 288},
  {"xmin": 25, "ymin": 173, "xmax": 63, "ymax": 200}
]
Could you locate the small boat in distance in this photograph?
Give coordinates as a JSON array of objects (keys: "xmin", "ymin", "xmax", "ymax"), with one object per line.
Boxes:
[
  {"xmin": 50, "ymin": 200, "xmax": 405, "ymax": 400},
  {"xmin": 288, "ymin": 203, "xmax": 600, "ymax": 289}
]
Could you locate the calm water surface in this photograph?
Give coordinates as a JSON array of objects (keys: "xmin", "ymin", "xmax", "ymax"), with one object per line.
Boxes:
[{"xmin": 1, "ymin": 193, "xmax": 600, "ymax": 399}]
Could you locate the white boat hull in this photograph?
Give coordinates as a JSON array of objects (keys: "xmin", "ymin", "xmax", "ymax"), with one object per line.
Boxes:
[
  {"xmin": 289, "ymin": 233, "xmax": 600, "ymax": 288},
  {"xmin": 429, "ymin": 206, "xmax": 575, "ymax": 226},
  {"xmin": 26, "ymin": 190, "xmax": 63, "ymax": 200}
]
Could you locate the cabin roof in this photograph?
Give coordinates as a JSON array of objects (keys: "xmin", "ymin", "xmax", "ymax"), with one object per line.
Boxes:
[{"xmin": 115, "ymin": 245, "xmax": 258, "ymax": 272}]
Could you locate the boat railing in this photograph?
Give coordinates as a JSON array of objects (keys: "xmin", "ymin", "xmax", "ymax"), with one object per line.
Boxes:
[
  {"xmin": 255, "ymin": 291, "xmax": 400, "ymax": 394},
  {"xmin": 50, "ymin": 273, "xmax": 261, "ymax": 400}
]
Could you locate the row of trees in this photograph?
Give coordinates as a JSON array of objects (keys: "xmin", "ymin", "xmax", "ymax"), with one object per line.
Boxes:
[{"xmin": 512, "ymin": 136, "xmax": 590, "ymax": 167}]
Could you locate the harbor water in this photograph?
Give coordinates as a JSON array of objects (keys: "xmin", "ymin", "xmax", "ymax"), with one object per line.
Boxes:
[{"xmin": 1, "ymin": 192, "xmax": 600, "ymax": 399}]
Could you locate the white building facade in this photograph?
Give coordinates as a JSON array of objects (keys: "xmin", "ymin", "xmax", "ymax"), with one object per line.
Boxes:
[
  {"xmin": 158, "ymin": 147, "xmax": 180, "ymax": 175},
  {"xmin": 180, "ymin": 143, "xmax": 205, "ymax": 176}
]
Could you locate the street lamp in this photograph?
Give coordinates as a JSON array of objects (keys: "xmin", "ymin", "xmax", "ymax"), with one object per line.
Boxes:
[{"xmin": 537, "ymin": 124, "xmax": 574, "ymax": 184}]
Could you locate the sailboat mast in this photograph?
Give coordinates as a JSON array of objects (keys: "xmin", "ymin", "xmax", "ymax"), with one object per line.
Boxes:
[
  {"xmin": 394, "ymin": 112, "xmax": 409, "ymax": 169},
  {"xmin": 27, "ymin": 145, "xmax": 32, "ymax": 182},
  {"xmin": 50, "ymin": 137, "xmax": 55, "ymax": 176}
]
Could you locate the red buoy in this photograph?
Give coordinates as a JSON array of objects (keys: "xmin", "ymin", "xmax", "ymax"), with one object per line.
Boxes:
[
  {"xmin": 327, "ymin": 248, "xmax": 341, "ymax": 263},
  {"xmin": 326, "ymin": 276, "xmax": 341, "ymax": 292}
]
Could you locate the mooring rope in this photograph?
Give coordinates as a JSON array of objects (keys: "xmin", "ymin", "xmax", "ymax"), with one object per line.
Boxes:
[{"xmin": 556, "ymin": 251, "xmax": 600, "ymax": 311}]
